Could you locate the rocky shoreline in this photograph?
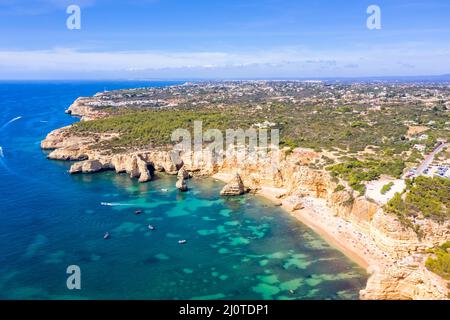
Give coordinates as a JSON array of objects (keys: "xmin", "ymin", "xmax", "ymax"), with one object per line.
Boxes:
[{"xmin": 40, "ymin": 98, "xmax": 450, "ymax": 300}]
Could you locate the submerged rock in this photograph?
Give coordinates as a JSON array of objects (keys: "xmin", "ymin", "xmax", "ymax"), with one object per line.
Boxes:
[{"xmin": 220, "ymin": 173, "xmax": 246, "ymax": 196}]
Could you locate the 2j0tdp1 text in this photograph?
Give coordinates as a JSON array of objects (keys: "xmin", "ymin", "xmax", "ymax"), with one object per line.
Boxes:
[{"xmin": 223, "ymin": 305, "xmax": 268, "ymax": 317}]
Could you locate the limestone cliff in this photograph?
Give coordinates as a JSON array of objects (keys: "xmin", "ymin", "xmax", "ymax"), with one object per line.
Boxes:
[
  {"xmin": 208, "ymin": 148, "xmax": 449, "ymax": 300},
  {"xmin": 65, "ymin": 97, "xmax": 110, "ymax": 121},
  {"xmin": 41, "ymin": 102, "xmax": 449, "ymax": 300},
  {"xmin": 360, "ymin": 255, "xmax": 449, "ymax": 300},
  {"xmin": 41, "ymin": 123, "xmax": 189, "ymax": 183},
  {"xmin": 69, "ymin": 159, "xmax": 105, "ymax": 174}
]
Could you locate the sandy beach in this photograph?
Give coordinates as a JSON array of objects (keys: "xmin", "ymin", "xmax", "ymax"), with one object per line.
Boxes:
[{"xmin": 213, "ymin": 173, "xmax": 391, "ymax": 273}]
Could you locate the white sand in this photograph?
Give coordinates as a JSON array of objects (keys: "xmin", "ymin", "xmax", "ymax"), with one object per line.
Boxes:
[
  {"xmin": 365, "ymin": 178, "xmax": 406, "ymax": 205},
  {"xmin": 213, "ymin": 173, "xmax": 391, "ymax": 272}
]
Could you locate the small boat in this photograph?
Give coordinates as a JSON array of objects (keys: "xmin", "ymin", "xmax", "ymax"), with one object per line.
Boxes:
[
  {"xmin": 134, "ymin": 210, "xmax": 142, "ymax": 215},
  {"xmin": 178, "ymin": 240, "xmax": 187, "ymax": 245},
  {"xmin": 104, "ymin": 232, "xmax": 110, "ymax": 240},
  {"xmin": 148, "ymin": 225, "xmax": 156, "ymax": 230},
  {"xmin": 161, "ymin": 188, "xmax": 168, "ymax": 192}
]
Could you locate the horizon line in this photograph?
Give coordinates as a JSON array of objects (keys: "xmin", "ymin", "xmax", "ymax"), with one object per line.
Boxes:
[{"xmin": 1, "ymin": 73, "xmax": 450, "ymax": 82}]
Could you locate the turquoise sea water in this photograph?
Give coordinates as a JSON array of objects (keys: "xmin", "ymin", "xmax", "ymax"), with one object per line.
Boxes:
[{"xmin": 0, "ymin": 81, "xmax": 368, "ymax": 300}]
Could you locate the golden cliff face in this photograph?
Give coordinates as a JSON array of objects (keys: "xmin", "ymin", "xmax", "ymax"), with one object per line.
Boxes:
[
  {"xmin": 41, "ymin": 108, "xmax": 449, "ymax": 300},
  {"xmin": 41, "ymin": 127, "xmax": 182, "ymax": 182},
  {"xmin": 360, "ymin": 255, "xmax": 449, "ymax": 300},
  {"xmin": 210, "ymin": 148, "xmax": 449, "ymax": 300}
]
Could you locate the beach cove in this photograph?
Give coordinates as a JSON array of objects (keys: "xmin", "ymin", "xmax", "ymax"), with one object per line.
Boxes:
[
  {"xmin": 33, "ymin": 81, "xmax": 450, "ymax": 300},
  {"xmin": 0, "ymin": 81, "xmax": 369, "ymax": 300}
]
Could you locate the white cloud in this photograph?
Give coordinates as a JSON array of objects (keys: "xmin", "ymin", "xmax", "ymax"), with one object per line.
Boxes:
[
  {"xmin": 0, "ymin": 44, "xmax": 449, "ymax": 79},
  {"xmin": 0, "ymin": 47, "xmax": 324, "ymax": 72}
]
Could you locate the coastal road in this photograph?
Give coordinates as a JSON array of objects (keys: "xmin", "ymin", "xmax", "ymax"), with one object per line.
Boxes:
[{"xmin": 415, "ymin": 142, "xmax": 450, "ymax": 176}]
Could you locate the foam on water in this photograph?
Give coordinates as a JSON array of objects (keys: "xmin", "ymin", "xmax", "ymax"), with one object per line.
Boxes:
[
  {"xmin": 101, "ymin": 202, "xmax": 131, "ymax": 207},
  {"xmin": 1, "ymin": 116, "xmax": 22, "ymax": 128}
]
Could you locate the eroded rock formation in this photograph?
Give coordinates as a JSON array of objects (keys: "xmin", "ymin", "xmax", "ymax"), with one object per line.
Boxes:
[
  {"xmin": 220, "ymin": 173, "xmax": 246, "ymax": 196},
  {"xmin": 69, "ymin": 159, "xmax": 105, "ymax": 174},
  {"xmin": 212, "ymin": 147, "xmax": 449, "ymax": 300},
  {"xmin": 360, "ymin": 255, "xmax": 449, "ymax": 300},
  {"xmin": 41, "ymin": 102, "xmax": 450, "ymax": 300},
  {"xmin": 175, "ymin": 167, "xmax": 189, "ymax": 192}
]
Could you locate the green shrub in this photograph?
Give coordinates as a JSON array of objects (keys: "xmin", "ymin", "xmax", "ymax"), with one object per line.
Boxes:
[
  {"xmin": 385, "ymin": 177, "xmax": 450, "ymax": 224},
  {"xmin": 68, "ymin": 89, "xmax": 450, "ymax": 157},
  {"xmin": 425, "ymin": 242, "xmax": 450, "ymax": 280},
  {"xmin": 381, "ymin": 182, "xmax": 394, "ymax": 195},
  {"xmin": 326, "ymin": 159, "xmax": 405, "ymax": 195},
  {"xmin": 351, "ymin": 121, "xmax": 369, "ymax": 128}
]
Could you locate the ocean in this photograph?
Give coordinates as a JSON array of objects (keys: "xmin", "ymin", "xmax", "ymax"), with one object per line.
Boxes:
[{"xmin": 0, "ymin": 81, "xmax": 368, "ymax": 300}]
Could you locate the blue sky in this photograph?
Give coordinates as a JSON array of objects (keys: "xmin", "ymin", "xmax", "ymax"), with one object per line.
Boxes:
[{"xmin": 0, "ymin": 0, "xmax": 449, "ymax": 79}]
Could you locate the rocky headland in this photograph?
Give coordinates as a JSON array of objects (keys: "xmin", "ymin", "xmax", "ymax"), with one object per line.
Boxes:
[{"xmin": 41, "ymin": 97, "xmax": 450, "ymax": 300}]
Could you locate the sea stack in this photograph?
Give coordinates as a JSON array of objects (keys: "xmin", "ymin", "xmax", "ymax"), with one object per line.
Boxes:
[
  {"xmin": 176, "ymin": 167, "xmax": 189, "ymax": 192},
  {"xmin": 177, "ymin": 167, "xmax": 191, "ymax": 180},
  {"xmin": 136, "ymin": 155, "xmax": 152, "ymax": 183},
  {"xmin": 220, "ymin": 173, "xmax": 246, "ymax": 196}
]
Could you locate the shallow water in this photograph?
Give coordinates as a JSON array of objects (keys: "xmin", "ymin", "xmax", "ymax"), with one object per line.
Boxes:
[{"xmin": 0, "ymin": 81, "xmax": 368, "ymax": 299}]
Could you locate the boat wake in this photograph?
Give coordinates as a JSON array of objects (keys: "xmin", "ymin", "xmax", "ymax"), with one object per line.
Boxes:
[
  {"xmin": 101, "ymin": 202, "xmax": 132, "ymax": 207},
  {"xmin": 1, "ymin": 116, "xmax": 22, "ymax": 130},
  {"xmin": 0, "ymin": 146, "xmax": 3, "ymax": 158}
]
